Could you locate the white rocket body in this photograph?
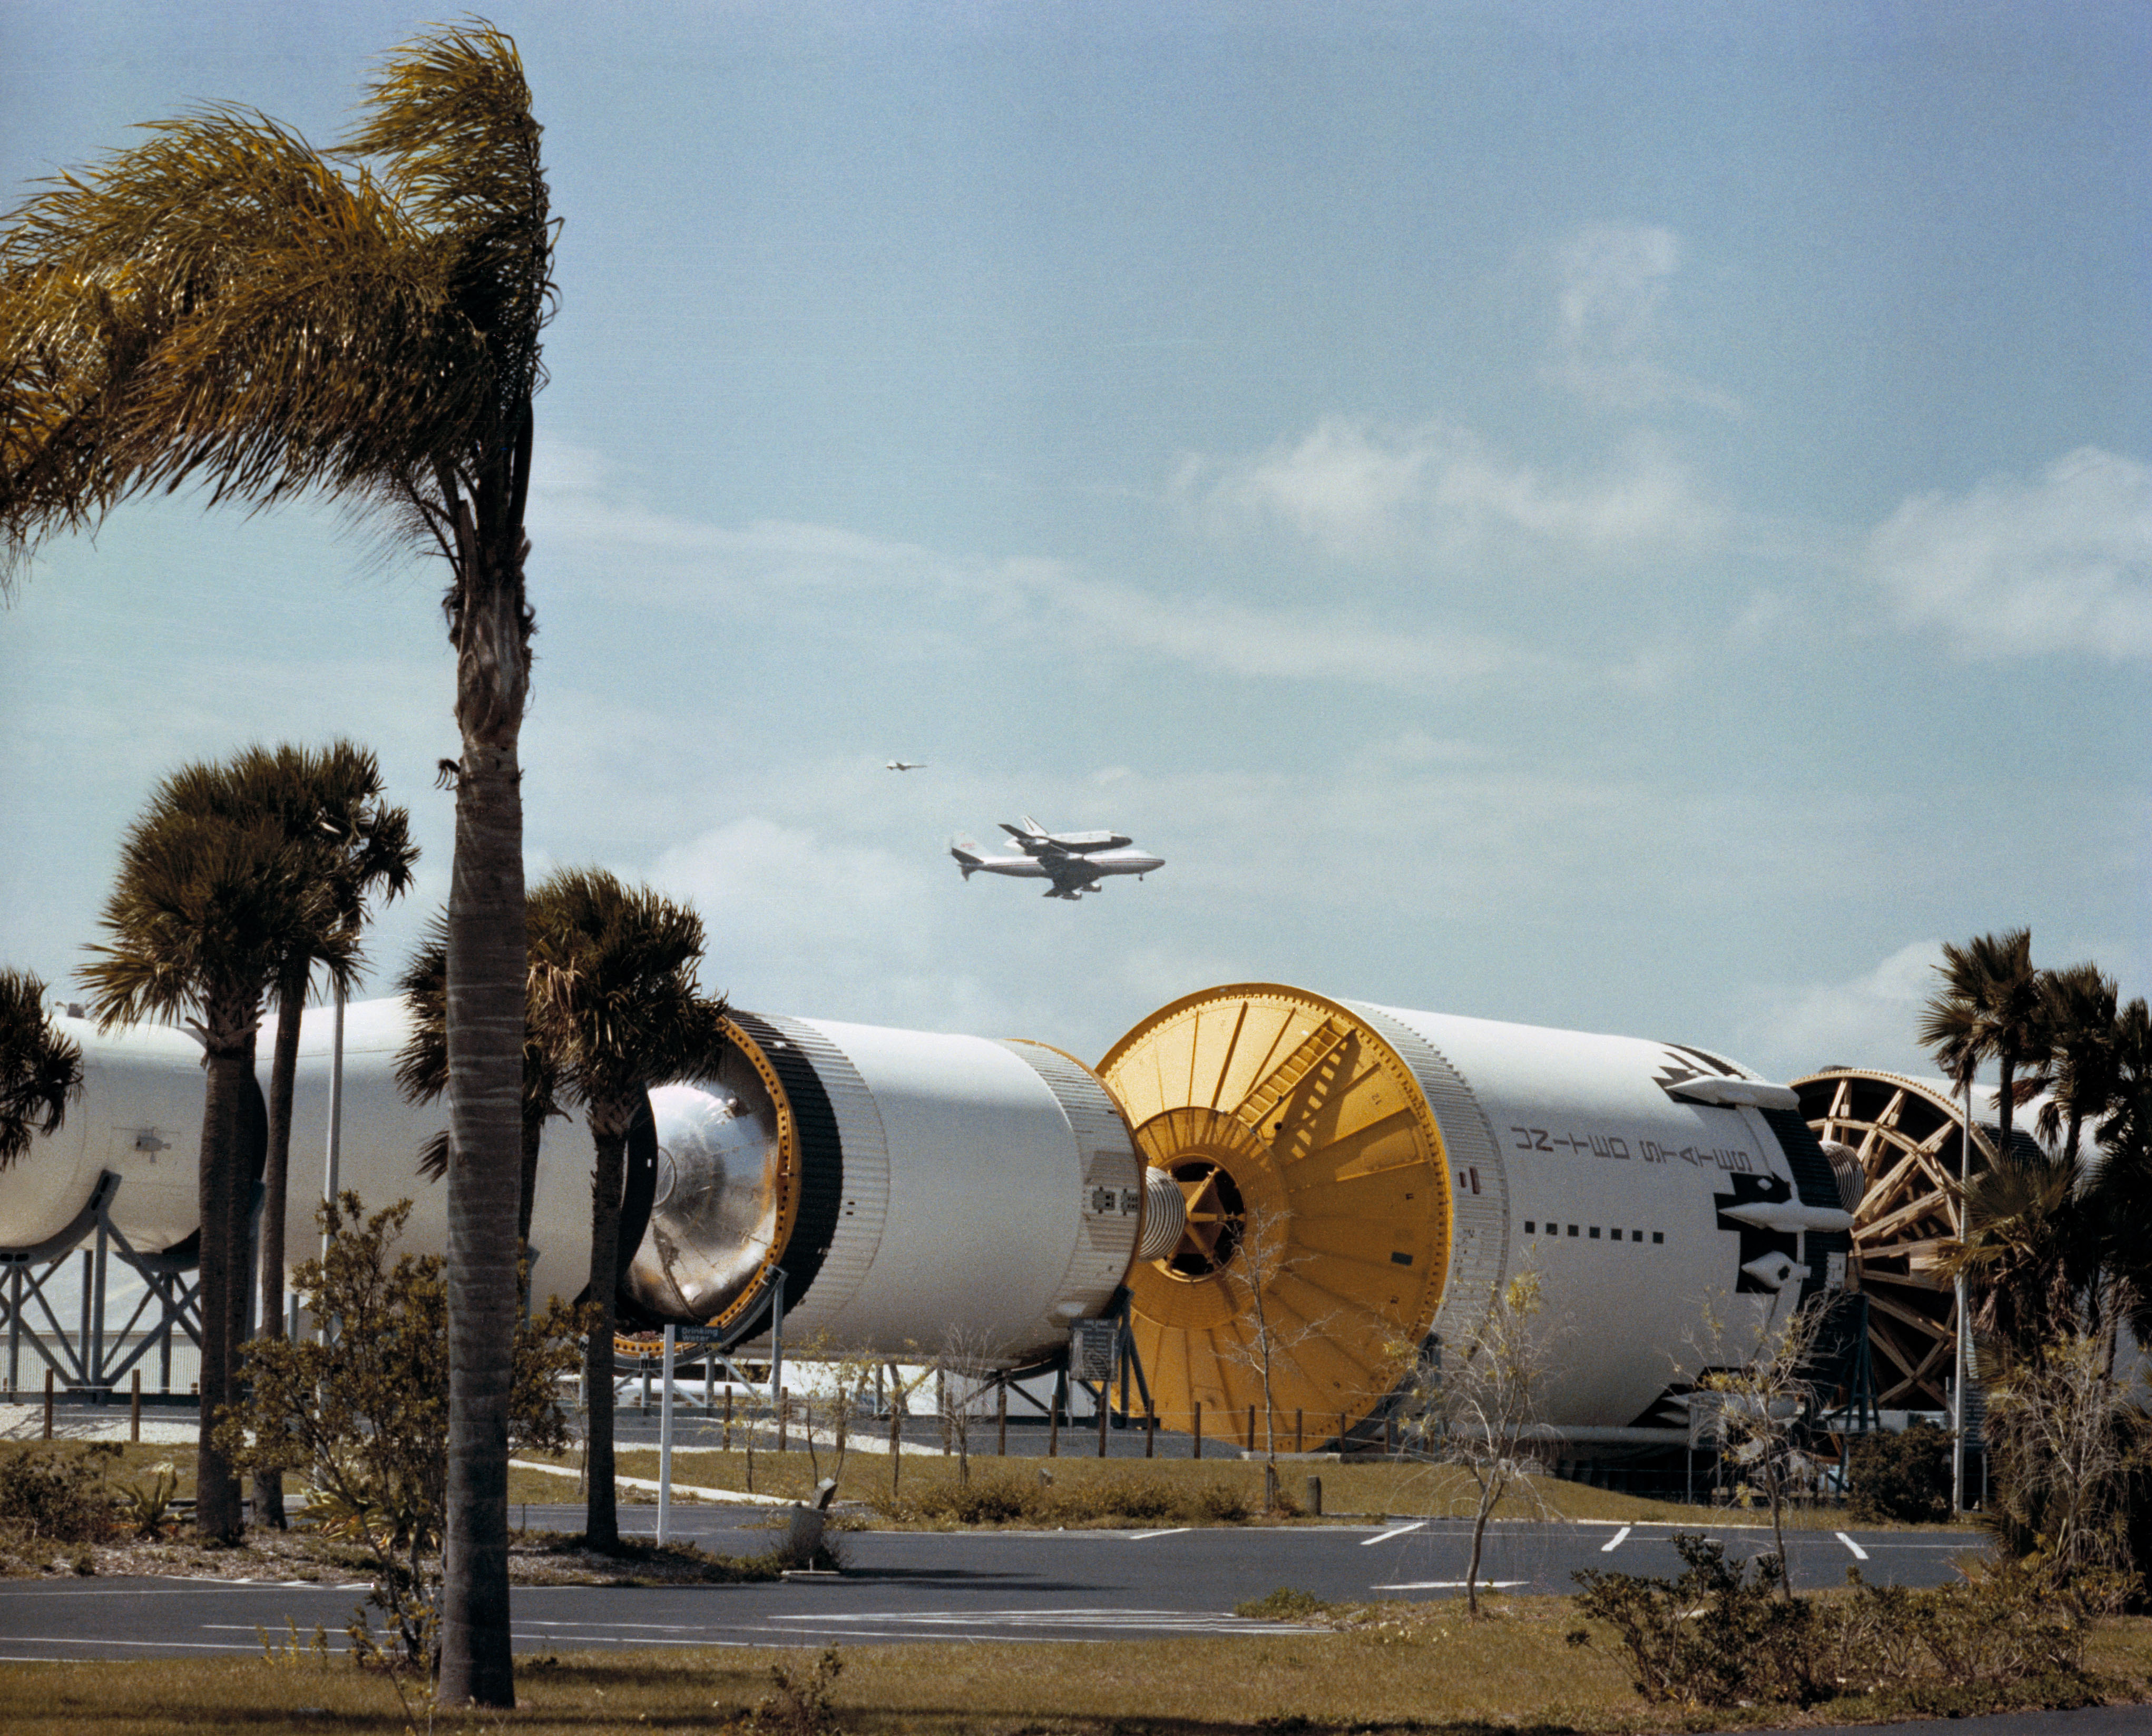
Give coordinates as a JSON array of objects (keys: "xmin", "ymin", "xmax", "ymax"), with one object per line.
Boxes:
[
  {"xmin": 3, "ymin": 1002, "xmax": 1145, "ymax": 1369},
  {"xmin": 1353, "ymin": 1000, "xmax": 1850, "ymax": 1432}
]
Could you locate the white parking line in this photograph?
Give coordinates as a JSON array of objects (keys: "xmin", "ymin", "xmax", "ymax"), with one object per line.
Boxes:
[
  {"xmin": 1835, "ymin": 1532, "xmax": 1870, "ymax": 1561},
  {"xmin": 764, "ymin": 1608, "xmax": 1322, "ymax": 1634},
  {"xmin": 1129, "ymin": 1528, "xmax": 1190, "ymax": 1541},
  {"xmin": 1361, "ymin": 1522, "xmax": 1425, "ymax": 1546},
  {"xmin": 1600, "ymin": 1526, "xmax": 1631, "ymax": 1553},
  {"xmin": 1372, "ymin": 1580, "xmax": 1526, "ymax": 1591},
  {"xmin": 0, "ymin": 1636, "xmax": 257, "ymax": 1652}
]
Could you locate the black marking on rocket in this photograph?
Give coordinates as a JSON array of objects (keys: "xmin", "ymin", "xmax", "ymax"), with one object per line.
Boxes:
[
  {"xmin": 727, "ymin": 1010, "xmax": 846, "ymax": 1334},
  {"xmin": 1712, "ymin": 1172, "xmax": 1800, "ymax": 1294}
]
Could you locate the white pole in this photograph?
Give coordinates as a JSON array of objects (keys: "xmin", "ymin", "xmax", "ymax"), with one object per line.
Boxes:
[
  {"xmin": 1952, "ymin": 1074, "xmax": 1970, "ymax": 1513},
  {"xmin": 319, "ymin": 982, "xmax": 346, "ymax": 1341},
  {"xmin": 657, "ymin": 1324, "xmax": 677, "ymax": 1546},
  {"xmin": 770, "ymin": 1269, "xmax": 786, "ymax": 1405}
]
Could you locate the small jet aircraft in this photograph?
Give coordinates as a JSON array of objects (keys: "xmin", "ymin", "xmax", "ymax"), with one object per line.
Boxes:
[
  {"xmin": 950, "ymin": 815, "xmax": 1165, "ymax": 901},
  {"xmin": 885, "ymin": 760, "xmax": 927, "ymax": 772}
]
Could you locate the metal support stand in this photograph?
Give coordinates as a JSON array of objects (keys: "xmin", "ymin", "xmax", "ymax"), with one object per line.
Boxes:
[{"xmin": 0, "ymin": 1173, "xmax": 202, "ymax": 1396}]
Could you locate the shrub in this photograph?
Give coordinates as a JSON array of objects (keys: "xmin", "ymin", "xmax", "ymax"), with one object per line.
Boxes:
[
  {"xmin": 0, "ymin": 1444, "xmax": 121, "ymax": 1546},
  {"xmin": 1847, "ymin": 1420, "xmax": 1952, "ymax": 1525},
  {"xmin": 217, "ymin": 1193, "xmax": 586, "ymax": 1669},
  {"xmin": 749, "ymin": 1645, "xmax": 842, "ymax": 1735},
  {"xmin": 113, "ymin": 1464, "xmax": 182, "ymax": 1539},
  {"xmin": 876, "ymin": 1471, "xmax": 1254, "ymax": 1529},
  {"xmin": 1572, "ymin": 1535, "xmax": 2104, "ymax": 1713},
  {"xmin": 1572, "ymin": 1535, "xmax": 1817, "ymax": 1707},
  {"xmin": 1236, "ymin": 1586, "xmax": 1327, "ymax": 1621}
]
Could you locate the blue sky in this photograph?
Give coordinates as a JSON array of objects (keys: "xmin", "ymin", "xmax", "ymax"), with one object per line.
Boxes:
[{"xmin": 3, "ymin": 2, "xmax": 2146, "ymax": 1081}]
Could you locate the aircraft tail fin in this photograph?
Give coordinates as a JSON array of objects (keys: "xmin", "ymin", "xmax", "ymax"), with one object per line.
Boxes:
[
  {"xmin": 950, "ymin": 836, "xmax": 983, "ymax": 880},
  {"xmin": 1018, "ymin": 813, "xmax": 1045, "ymax": 835}
]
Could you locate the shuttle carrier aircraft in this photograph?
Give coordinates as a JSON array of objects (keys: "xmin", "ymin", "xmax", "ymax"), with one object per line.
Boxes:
[{"xmin": 950, "ymin": 815, "xmax": 1164, "ymax": 900}]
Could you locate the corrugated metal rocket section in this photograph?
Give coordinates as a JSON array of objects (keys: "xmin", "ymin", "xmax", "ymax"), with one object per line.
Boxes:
[
  {"xmin": 1099, "ymin": 982, "xmax": 1851, "ymax": 1445},
  {"xmin": 630, "ymin": 1011, "xmax": 1146, "ymax": 1367},
  {"xmin": 1096, "ymin": 984, "xmax": 1456, "ymax": 1445}
]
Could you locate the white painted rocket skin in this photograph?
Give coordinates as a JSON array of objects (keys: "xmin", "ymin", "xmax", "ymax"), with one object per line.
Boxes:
[
  {"xmin": 1359, "ymin": 1003, "xmax": 1806, "ymax": 1431},
  {"xmin": 4, "ymin": 1003, "xmax": 596, "ymax": 1305},
  {"xmin": 702, "ymin": 1018, "xmax": 1142, "ymax": 1365},
  {"xmin": 9, "ymin": 1003, "xmax": 1145, "ymax": 1367}
]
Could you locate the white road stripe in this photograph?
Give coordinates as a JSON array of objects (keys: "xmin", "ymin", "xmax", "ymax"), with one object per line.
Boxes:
[
  {"xmin": 765, "ymin": 1608, "xmax": 1319, "ymax": 1632},
  {"xmin": 0, "ymin": 1636, "xmax": 257, "ymax": 1652},
  {"xmin": 1600, "ymin": 1526, "xmax": 1631, "ymax": 1553},
  {"xmin": 1360, "ymin": 1522, "xmax": 1425, "ymax": 1546},
  {"xmin": 1372, "ymin": 1580, "xmax": 1525, "ymax": 1591},
  {"xmin": 1836, "ymin": 1531, "xmax": 1871, "ymax": 1561}
]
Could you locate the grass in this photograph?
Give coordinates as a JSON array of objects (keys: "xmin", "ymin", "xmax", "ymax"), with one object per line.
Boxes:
[
  {"xmin": 0, "ymin": 1598, "xmax": 2146, "ymax": 1733},
  {"xmin": 510, "ymin": 1441, "xmax": 1977, "ymax": 1533},
  {"xmin": 2, "ymin": 1439, "xmax": 1974, "ymax": 1539}
]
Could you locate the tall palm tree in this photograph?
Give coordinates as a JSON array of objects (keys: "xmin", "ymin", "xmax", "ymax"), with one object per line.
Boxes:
[
  {"xmin": 526, "ymin": 869, "xmax": 729, "ymax": 1554},
  {"xmin": 1919, "ymin": 929, "xmax": 2044, "ymax": 1156},
  {"xmin": 1919, "ymin": 927, "xmax": 2043, "ymax": 1513},
  {"xmin": 1, "ymin": 25, "xmax": 550, "ymax": 1700},
  {"xmin": 395, "ymin": 912, "xmax": 564, "ymax": 1260},
  {"xmin": 1940, "ymin": 1145, "xmax": 2092, "ymax": 1359},
  {"xmin": 2018, "ymin": 963, "xmax": 2123, "ymax": 1168},
  {"xmin": 158, "ymin": 743, "xmax": 416, "ymax": 1529},
  {"xmin": 2090, "ymin": 997, "xmax": 2152, "ymax": 1345},
  {"xmin": 81, "ymin": 796, "xmax": 326, "ymax": 1542},
  {"xmin": 0, "ymin": 968, "xmax": 82, "ymax": 1168}
]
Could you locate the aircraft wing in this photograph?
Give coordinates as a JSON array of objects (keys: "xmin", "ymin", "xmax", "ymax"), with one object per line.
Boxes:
[
  {"xmin": 999, "ymin": 822, "xmax": 1053, "ymax": 857},
  {"xmin": 1042, "ymin": 856, "xmax": 1103, "ymax": 899}
]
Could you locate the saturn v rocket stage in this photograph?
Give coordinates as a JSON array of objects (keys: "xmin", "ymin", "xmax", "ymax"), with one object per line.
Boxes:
[{"xmin": 4, "ymin": 981, "xmax": 1866, "ymax": 1441}]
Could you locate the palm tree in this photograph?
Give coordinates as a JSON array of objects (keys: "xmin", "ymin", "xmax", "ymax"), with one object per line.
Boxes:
[
  {"xmin": 1, "ymin": 25, "xmax": 550, "ymax": 1700},
  {"xmin": 0, "ymin": 968, "xmax": 82, "ymax": 1167},
  {"xmin": 525, "ymin": 869, "xmax": 729, "ymax": 1554},
  {"xmin": 158, "ymin": 743, "xmax": 416, "ymax": 1530},
  {"xmin": 1940, "ymin": 1144, "xmax": 2091, "ymax": 1359},
  {"xmin": 2090, "ymin": 997, "xmax": 2152, "ymax": 1346},
  {"xmin": 395, "ymin": 912, "xmax": 564, "ymax": 1261},
  {"xmin": 2019, "ymin": 963, "xmax": 2123, "ymax": 1168},
  {"xmin": 1919, "ymin": 927, "xmax": 2043, "ymax": 1513},
  {"xmin": 81, "ymin": 795, "xmax": 327, "ymax": 1542},
  {"xmin": 1919, "ymin": 929, "xmax": 2044, "ymax": 1156}
]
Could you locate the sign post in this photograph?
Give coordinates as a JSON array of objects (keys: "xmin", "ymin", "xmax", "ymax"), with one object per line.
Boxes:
[{"xmin": 657, "ymin": 1324, "xmax": 677, "ymax": 1545}]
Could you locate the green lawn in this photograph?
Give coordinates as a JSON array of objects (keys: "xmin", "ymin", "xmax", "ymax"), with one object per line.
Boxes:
[
  {"xmin": 509, "ymin": 1441, "xmax": 1977, "ymax": 1534},
  {"xmin": 0, "ymin": 1596, "xmax": 2144, "ymax": 1734}
]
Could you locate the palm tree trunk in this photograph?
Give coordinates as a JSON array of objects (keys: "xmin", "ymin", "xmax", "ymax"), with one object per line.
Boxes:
[
  {"xmin": 519, "ymin": 1101, "xmax": 543, "ymax": 1259},
  {"xmin": 194, "ymin": 1036, "xmax": 249, "ymax": 1544},
  {"xmin": 584, "ymin": 1121, "xmax": 627, "ymax": 1554},
  {"xmin": 223, "ymin": 1030, "xmax": 260, "ymax": 1522},
  {"xmin": 438, "ymin": 717, "xmax": 529, "ymax": 1708},
  {"xmin": 252, "ymin": 963, "xmax": 306, "ymax": 1530}
]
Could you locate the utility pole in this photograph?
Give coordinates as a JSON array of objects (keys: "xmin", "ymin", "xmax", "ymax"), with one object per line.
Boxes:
[{"xmin": 1952, "ymin": 1073, "xmax": 1970, "ymax": 1513}]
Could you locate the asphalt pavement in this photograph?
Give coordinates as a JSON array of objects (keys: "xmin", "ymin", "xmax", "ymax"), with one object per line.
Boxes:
[{"xmin": 0, "ymin": 1510, "xmax": 1983, "ymax": 1662}]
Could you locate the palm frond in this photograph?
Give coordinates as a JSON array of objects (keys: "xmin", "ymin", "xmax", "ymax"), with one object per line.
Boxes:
[
  {"xmin": 3, "ymin": 27, "xmax": 553, "ymax": 590},
  {"xmin": 81, "ymin": 807, "xmax": 328, "ymax": 1042},
  {"xmin": 340, "ymin": 23, "xmax": 552, "ymax": 420},
  {"xmin": 525, "ymin": 868, "xmax": 730, "ymax": 1120},
  {"xmin": 0, "ymin": 968, "xmax": 84, "ymax": 1167}
]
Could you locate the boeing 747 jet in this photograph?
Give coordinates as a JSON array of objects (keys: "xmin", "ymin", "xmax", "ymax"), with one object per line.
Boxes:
[{"xmin": 950, "ymin": 816, "xmax": 1164, "ymax": 901}]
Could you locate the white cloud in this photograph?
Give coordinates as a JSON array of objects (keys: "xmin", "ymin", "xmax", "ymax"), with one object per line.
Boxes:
[
  {"xmin": 1186, "ymin": 417, "xmax": 1725, "ymax": 569},
  {"xmin": 1735, "ymin": 942, "xmax": 1943, "ymax": 1080},
  {"xmin": 528, "ymin": 437, "xmax": 1538, "ymax": 690},
  {"xmin": 1543, "ymin": 223, "xmax": 1740, "ymax": 415},
  {"xmin": 1865, "ymin": 447, "xmax": 2152, "ymax": 663}
]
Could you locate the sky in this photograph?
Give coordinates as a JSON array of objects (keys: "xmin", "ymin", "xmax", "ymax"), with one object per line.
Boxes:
[{"xmin": 2, "ymin": 1, "xmax": 2146, "ymax": 1085}]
